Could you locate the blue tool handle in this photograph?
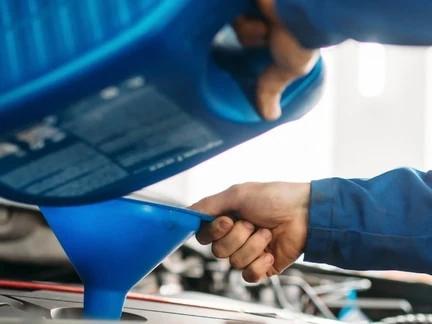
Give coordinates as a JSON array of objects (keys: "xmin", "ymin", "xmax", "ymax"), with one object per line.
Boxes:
[{"xmin": 202, "ymin": 0, "xmax": 321, "ymax": 123}]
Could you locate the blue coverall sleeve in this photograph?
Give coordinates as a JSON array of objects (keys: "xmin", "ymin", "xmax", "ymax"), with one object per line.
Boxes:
[
  {"xmin": 276, "ymin": 0, "xmax": 432, "ymax": 48},
  {"xmin": 304, "ymin": 168, "xmax": 432, "ymax": 273}
]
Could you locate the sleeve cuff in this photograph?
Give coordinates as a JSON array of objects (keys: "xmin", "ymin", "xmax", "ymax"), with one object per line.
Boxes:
[{"xmin": 303, "ymin": 178, "xmax": 336, "ymax": 263}]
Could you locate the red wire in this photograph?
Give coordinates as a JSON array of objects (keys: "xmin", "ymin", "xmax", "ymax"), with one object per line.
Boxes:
[{"xmin": 0, "ymin": 279, "xmax": 225, "ymax": 310}]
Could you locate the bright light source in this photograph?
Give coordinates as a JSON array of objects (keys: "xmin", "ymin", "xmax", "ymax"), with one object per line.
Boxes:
[{"xmin": 357, "ymin": 43, "xmax": 387, "ymax": 97}]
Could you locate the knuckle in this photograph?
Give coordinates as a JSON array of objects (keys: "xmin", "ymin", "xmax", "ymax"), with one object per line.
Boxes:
[
  {"xmin": 229, "ymin": 184, "xmax": 243, "ymax": 197},
  {"xmin": 258, "ymin": 228, "xmax": 272, "ymax": 243},
  {"xmin": 232, "ymin": 182, "xmax": 253, "ymax": 199},
  {"xmin": 244, "ymin": 230, "xmax": 271, "ymax": 254},
  {"xmin": 229, "ymin": 255, "xmax": 245, "ymax": 270},
  {"xmin": 231, "ymin": 233, "xmax": 248, "ymax": 249},
  {"xmin": 212, "ymin": 242, "xmax": 227, "ymax": 258},
  {"xmin": 240, "ymin": 220, "xmax": 255, "ymax": 233},
  {"xmin": 194, "ymin": 197, "xmax": 211, "ymax": 214},
  {"xmin": 228, "ymin": 185, "xmax": 246, "ymax": 206},
  {"xmin": 247, "ymin": 242, "xmax": 264, "ymax": 256},
  {"xmin": 241, "ymin": 181, "xmax": 254, "ymax": 189},
  {"xmin": 210, "ymin": 221, "xmax": 225, "ymax": 238},
  {"xmin": 198, "ymin": 196, "xmax": 210, "ymax": 205}
]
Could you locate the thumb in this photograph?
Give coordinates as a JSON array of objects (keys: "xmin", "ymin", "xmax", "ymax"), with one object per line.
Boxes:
[
  {"xmin": 256, "ymin": 63, "xmax": 296, "ymax": 120},
  {"xmin": 257, "ymin": 26, "xmax": 318, "ymax": 121}
]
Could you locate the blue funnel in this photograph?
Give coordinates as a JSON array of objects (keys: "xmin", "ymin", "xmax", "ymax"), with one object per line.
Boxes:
[{"xmin": 40, "ymin": 198, "xmax": 211, "ymax": 319}]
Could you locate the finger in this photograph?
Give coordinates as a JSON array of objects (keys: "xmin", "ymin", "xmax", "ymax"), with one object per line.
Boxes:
[
  {"xmin": 190, "ymin": 184, "xmax": 245, "ymax": 216},
  {"xmin": 212, "ymin": 220, "xmax": 255, "ymax": 258},
  {"xmin": 257, "ymin": 29, "xmax": 318, "ymax": 120},
  {"xmin": 256, "ymin": 58, "xmax": 317, "ymax": 120},
  {"xmin": 196, "ymin": 216, "xmax": 234, "ymax": 245},
  {"xmin": 270, "ymin": 28, "xmax": 318, "ymax": 73},
  {"xmin": 233, "ymin": 16, "xmax": 269, "ymax": 47},
  {"xmin": 242, "ymin": 253, "xmax": 274, "ymax": 283},
  {"xmin": 257, "ymin": 0, "xmax": 279, "ymax": 24},
  {"xmin": 230, "ymin": 228, "xmax": 272, "ymax": 269},
  {"xmin": 256, "ymin": 64, "xmax": 293, "ymax": 120}
]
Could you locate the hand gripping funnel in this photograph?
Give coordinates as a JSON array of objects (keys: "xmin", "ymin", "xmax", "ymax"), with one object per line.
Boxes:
[{"xmin": 40, "ymin": 198, "xmax": 211, "ymax": 319}]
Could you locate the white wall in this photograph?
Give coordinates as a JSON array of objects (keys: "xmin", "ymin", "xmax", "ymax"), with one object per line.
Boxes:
[{"xmin": 332, "ymin": 42, "xmax": 430, "ymax": 178}]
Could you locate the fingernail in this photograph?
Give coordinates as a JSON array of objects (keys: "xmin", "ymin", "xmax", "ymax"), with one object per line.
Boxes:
[
  {"xmin": 220, "ymin": 220, "xmax": 231, "ymax": 230},
  {"xmin": 265, "ymin": 105, "xmax": 281, "ymax": 121},
  {"xmin": 243, "ymin": 221, "xmax": 255, "ymax": 231},
  {"xmin": 264, "ymin": 254, "xmax": 274, "ymax": 264},
  {"xmin": 260, "ymin": 229, "xmax": 272, "ymax": 239}
]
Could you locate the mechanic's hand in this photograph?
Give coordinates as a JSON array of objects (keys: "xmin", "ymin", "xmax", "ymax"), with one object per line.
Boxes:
[
  {"xmin": 234, "ymin": 0, "xmax": 319, "ymax": 120},
  {"xmin": 190, "ymin": 182, "xmax": 310, "ymax": 283}
]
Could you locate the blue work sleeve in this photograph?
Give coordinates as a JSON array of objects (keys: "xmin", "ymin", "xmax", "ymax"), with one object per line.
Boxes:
[
  {"xmin": 304, "ymin": 168, "xmax": 432, "ymax": 274},
  {"xmin": 276, "ymin": 0, "xmax": 432, "ymax": 48}
]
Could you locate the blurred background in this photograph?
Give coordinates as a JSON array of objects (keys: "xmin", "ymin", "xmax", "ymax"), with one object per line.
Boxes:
[
  {"xmin": 1, "ymin": 1, "xmax": 432, "ymax": 321},
  {"xmin": 141, "ymin": 42, "xmax": 432, "ymax": 205}
]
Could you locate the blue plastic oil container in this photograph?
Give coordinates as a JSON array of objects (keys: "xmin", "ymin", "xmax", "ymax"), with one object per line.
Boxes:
[{"xmin": 0, "ymin": 0, "xmax": 323, "ymax": 205}]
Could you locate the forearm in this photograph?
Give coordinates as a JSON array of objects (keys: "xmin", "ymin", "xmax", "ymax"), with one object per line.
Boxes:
[
  {"xmin": 276, "ymin": 0, "xmax": 432, "ymax": 48},
  {"xmin": 305, "ymin": 168, "xmax": 432, "ymax": 273}
]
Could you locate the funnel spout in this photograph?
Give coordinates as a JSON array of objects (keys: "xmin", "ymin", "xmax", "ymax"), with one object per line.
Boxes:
[{"xmin": 83, "ymin": 288, "xmax": 127, "ymax": 319}]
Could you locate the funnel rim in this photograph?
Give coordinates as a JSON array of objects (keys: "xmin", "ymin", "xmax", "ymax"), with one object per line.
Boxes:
[
  {"xmin": 119, "ymin": 197, "xmax": 213, "ymax": 223},
  {"xmin": 40, "ymin": 197, "xmax": 213, "ymax": 223}
]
